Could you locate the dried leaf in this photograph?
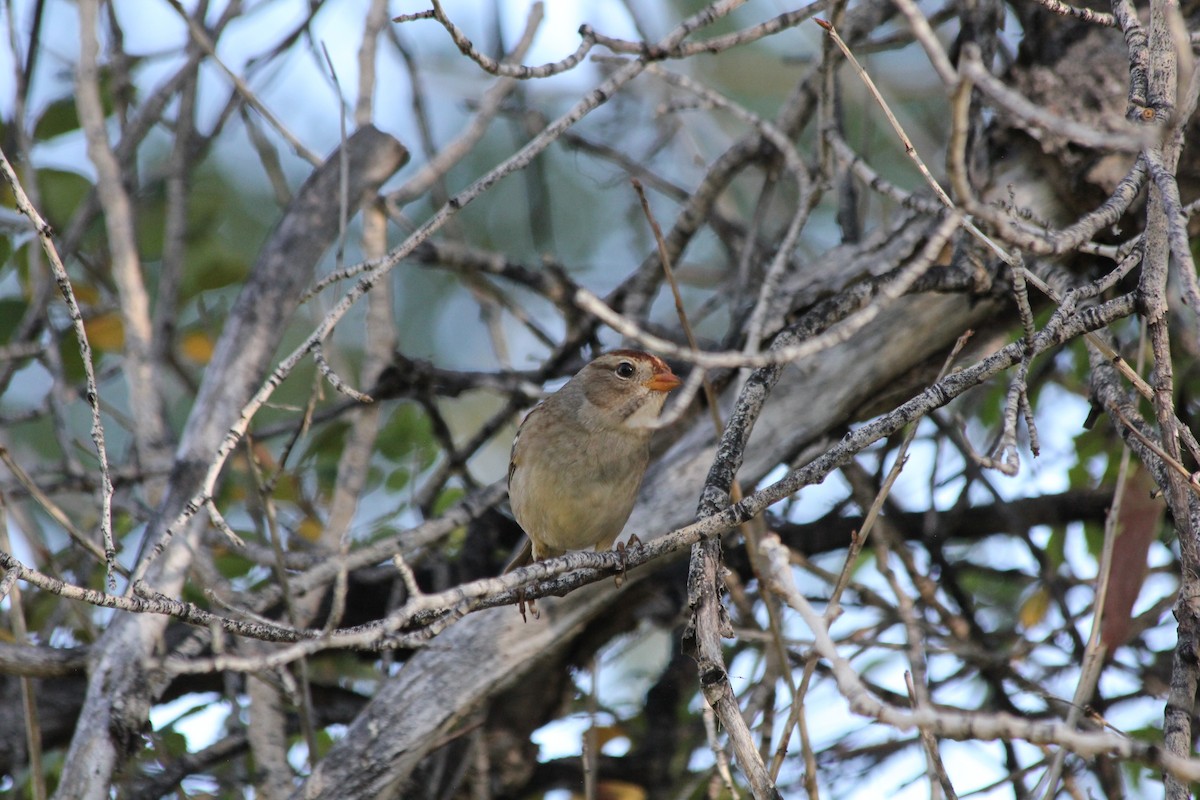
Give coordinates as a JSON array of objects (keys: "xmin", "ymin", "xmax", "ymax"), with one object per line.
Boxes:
[
  {"xmin": 180, "ymin": 330, "xmax": 215, "ymax": 364},
  {"xmin": 84, "ymin": 312, "xmax": 124, "ymax": 351},
  {"xmin": 1100, "ymin": 463, "xmax": 1163, "ymax": 651}
]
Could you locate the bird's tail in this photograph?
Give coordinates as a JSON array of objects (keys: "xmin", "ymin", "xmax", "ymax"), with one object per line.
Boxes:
[{"xmin": 503, "ymin": 538, "xmax": 533, "ymax": 574}]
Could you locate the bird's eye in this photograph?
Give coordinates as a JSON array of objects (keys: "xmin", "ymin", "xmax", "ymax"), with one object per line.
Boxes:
[{"xmin": 615, "ymin": 361, "xmax": 636, "ymax": 379}]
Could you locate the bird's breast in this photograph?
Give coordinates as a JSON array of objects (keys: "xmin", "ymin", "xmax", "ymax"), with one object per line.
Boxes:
[{"xmin": 510, "ymin": 428, "xmax": 650, "ymax": 555}]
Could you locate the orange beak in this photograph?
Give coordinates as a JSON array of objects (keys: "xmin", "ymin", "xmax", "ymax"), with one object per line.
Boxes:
[{"xmin": 645, "ymin": 363, "xmax": 682, "ymax": 393}]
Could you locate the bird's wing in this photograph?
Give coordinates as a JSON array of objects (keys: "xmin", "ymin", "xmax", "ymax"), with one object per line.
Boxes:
[{"xmin": 507, "ymin": 404, "xmax": 543, "ymax": 489}]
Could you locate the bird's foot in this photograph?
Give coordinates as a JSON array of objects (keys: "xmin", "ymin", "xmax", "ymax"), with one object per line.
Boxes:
[
  {"xmin": 613, "ymin": 534, "xmax": 642, "ymax": 588},
  {"xmin": 517, "ymin": 586, "xmax": 540, "ymax": 623}
]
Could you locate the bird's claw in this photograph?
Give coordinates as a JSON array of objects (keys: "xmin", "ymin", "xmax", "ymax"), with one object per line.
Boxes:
[
  {"xmin": 613, "ymin": 534, "xmax": 642, "ymax": 588},
  {"xmin": 517, "ymin": 587, "xmax": 540, "ymax": 623}
]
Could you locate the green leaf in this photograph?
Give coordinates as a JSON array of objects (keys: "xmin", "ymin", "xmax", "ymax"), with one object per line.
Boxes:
[
  {"xmin": 432, "ymin": 486, "xmax": 465, "ymax": 516},
  {"xmin": 1119, "ymin": 725, "xmax": 1165, "ymax": 791},
  {"xmin": 36, "ymin": 168, "xmax": 94, "ymax": 231},
  {"xmin": 214, "ymin": 550, "xmax": 255, "ymax": 580},
  {"xmin": 0, "ymin": 232, "xmax": 14, "ymax": 278},
  {"xmin": 1046, "ymin": 526, "xmax": 1066, "ymax": 569},
  {"xmin": 300, "ymin": 421, "xmax": 350, "ymax": 463},
  {"xmin": 0, "ymin": 298, "xmax": 29, "ymax": 342},
  {"xmin": 385, "ymin": 466, "xmax": 412, "ymax": 492},
  {"xmin": 33, "ymin": 67, "xmax": 127, "ymax": 143},
  {"xmin": 58, "ymin": 331, "xmax": 88, "ymax": 383},
  {"xmin": 957, "ymin": 564, "xmax": 1033, "ymax": 612},
  {"xmin": 377, "ymin": 403, "xmax": 437, "ymax": 469},
  {"xmin": 1082, "ymin": 520, "xmax": 1105, "ymax": 557},
  {"xmin": 33, "ymin": 96, "xmax": 81, "ymax": 142},
  {"xmin": 159, "ymin": 730, "xmax": 189, "ymax": 758},
  {"xmin": 179, "ymin": 250, "xmax": 251, "ymax": 296}
]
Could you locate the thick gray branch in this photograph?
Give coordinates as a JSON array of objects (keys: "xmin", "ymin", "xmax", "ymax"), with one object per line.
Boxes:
[
  {"xmin": 296, "ymin": 280, "xmax": 1006, "ymax": 796},
  {"xmin": 52, "ymin": 126, "xmax": 409, "ymax": 800}
]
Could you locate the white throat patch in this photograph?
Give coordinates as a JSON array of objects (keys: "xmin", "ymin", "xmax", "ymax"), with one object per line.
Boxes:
[{"xmin": 622, "ymin": 394, "xmax": 666, "ymax": 430}]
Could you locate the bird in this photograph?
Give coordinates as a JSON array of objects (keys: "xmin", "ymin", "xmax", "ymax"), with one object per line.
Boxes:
[{"xmin": 504, "ymin": 350, "xmax": 681, "ymax": 617}]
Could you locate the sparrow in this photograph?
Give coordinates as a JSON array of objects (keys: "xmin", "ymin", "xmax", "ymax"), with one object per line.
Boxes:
[{"xmin": 504, "ymin": 350, "xmax": 681, "ymax": 616}]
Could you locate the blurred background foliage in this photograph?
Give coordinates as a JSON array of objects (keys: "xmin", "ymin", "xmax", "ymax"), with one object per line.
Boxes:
[{"xmin": 1, "ymin": 0, "xmax": 1196, "ymax": 798}]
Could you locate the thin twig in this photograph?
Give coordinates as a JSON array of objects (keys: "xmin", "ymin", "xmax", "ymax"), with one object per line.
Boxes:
[
  {"xmin": 163, "ymin": 0, "xmax": 321, "ymax": 164},
  {"xmin": 0, "ymin": 146, "xmax": 117, "ymax": 587},
  {"xmin": 0, "ymin": 502, "xmax": 47, "ymax": 799},
  {"xmin": 759, "ymin": 536, "xmax": 1200, "ymax": 784},
  {"xmin": 146, "ymin": 0, "xmax": 754, "ymax": 564},
  {"xmin": 906, "ymin": 671, "xmax": 959, "ymax": 800},
  {"xmin": 0, "ymin": 446, "xmax": 121, "ymax": 570},
  {"xmin": 313, "ymin": 344, "xmax": 374, "ymax": 403}
]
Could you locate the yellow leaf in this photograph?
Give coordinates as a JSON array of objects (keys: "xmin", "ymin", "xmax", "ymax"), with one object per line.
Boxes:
[
  {"xmin": 84, "ymin": 312, "xmax": 124, "ymax": 351},
  {"xmin": 573, "ymin": 781, "xmax": 646, "ymax": 800},
  {"xmin": 1018, "ymin": 586, "xmax": 1051, "ymax": 629},
  {"xmin": 70, "ymin": 281, "xmax": 101, "ymax": 305},
  {"xmin": 180, "ymin": 330, "xmax": 215, "ymax": 364},
  {"xmin": 297, "ymin": 515, "xmax": 324, "ymax": 542}
]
